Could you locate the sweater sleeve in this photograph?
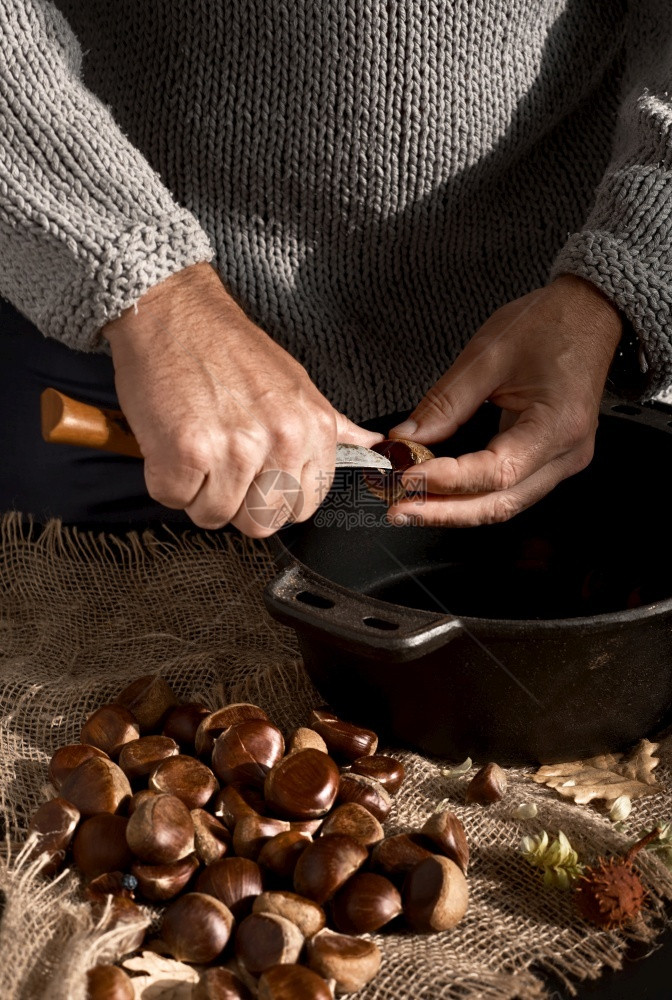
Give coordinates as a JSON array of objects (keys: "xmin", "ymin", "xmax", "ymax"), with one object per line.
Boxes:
[
  {"xmin": 550, "ymin": 2, "xmax": 672, "ymax": 399},
  {"xmin": 0, "ymin": 0, "xmax": 214, "ymax": 352}
]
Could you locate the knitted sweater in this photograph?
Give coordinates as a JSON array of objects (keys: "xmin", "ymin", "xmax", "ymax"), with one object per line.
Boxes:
[{"xmin": 1, "ymin": 1, "xmax": 671, "ymax": 422}]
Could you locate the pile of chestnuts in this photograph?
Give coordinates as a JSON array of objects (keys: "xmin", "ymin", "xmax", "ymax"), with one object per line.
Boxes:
[{"xmin": 25, "ymin": 674, "xmax": 499, "ymax": 1000}]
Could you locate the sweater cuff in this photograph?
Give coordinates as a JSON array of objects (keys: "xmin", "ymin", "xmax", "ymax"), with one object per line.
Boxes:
[
  {"xmin": 34, "ymin": 211, "xmax": 215, "ymax": 353},
  {"xmin": 550, "ymin": 230, "xmax": 672, "ymax": 400}
]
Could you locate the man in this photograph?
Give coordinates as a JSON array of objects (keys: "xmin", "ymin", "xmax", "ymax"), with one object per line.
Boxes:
[{"xmin": 0, "ymin": 1, "xmax": 670, "ymax": 534}]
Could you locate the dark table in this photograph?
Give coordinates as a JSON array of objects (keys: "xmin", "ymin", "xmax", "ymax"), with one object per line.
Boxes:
[{"xmin": 537, "ymin": 923, "xmax": 671, "ymax": 999}]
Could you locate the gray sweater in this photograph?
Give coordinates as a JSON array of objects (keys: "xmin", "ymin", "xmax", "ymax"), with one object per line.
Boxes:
[{"xmin": 1, "ymin": 1, "xmax": 671, "ymax": 422}]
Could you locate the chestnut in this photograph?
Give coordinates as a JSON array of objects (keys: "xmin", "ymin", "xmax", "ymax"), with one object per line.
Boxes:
[
  {"xmin": 160, "ymin": 892, "xmax": 234, "ymax": 963},
  {"xmin": 235, "ymin": 913, "xmax": 303, "ymax": 975},
  {"xmin": 466, "ymin": 762, "xmax": 508, "ymax": 804},
  {"xmin": 257, "ymin": 830, "xmax": 312, "ymax": 881},
  {"xmin": 289, "ymin": 818, "xmax": 323, "ymax": 836},
  {"xmin": 307, "ymin": 928, "xmax": 382, "ymax": 994},
  {"xmin": 264, "ymin": 749, "xmax": 340, "ymax": 820},
  {"xmin": 232, "ymin": 815, "xmax": 291, "ymax": 860},
  {"xmin": 90, "ymin": 896, "xmax": 148, "ymax": 955},
  {"xmin": 27, "ymin": 797, "xmax": 80, "ymax": 874},
  {"xmin": 80, "ymin": 705, "xmax": 139, "ymax": 758},
  {"xmin": 126, "ymin": 789, "xmax": 159, "ymax": 815},
  {"xmin": 351, "ymin": 754, "xmax": 405, "ymax": 795},
  {"xmin": 258, "ymin": 965, "xmax": 332, "ymax": 1000},
  {"xmin": 253, "ymin": 890, "xmax": 326, "ymax": 938},
  {"xmin": 162, "ymin": 702, "xmax": 210, "ymax": 749},
  {"xmin": 131, "ymin": 853, "xmax": 200, "ymax": 901},
  {"xmin": 308, "ymin": 708, "xmax": 378, "ymax": 761},
  {"xmin": 149, "ymin": 754, "xmax": 219, "ymax": 809},
  {"xmin": 212, "ymin": 784, "xmax": 263, "ymax": 829},
  {"xmin": 195, "ymin": 703, "xmax": 270, "ymax": 756},
  {"xmin": 194, "ymin": 967, "xmax": 252, "ymax": 1000},
  {"xmin": 402, "ymin": 854, "xmax": 469, "ymax": 931},
  {"xmin": 84, "ymin": 872, "xmax": 137, "ymax": 902},
  {"xmin": 287, "ymin": 728, "xmax": 328, "ymax": 755},
  {"xmin": 364, "ymin": 438, "xmax": 434, "ymax": 504},
  {"xmin": 125, "ymin": 792, "xmax": 195, "ymax": 864},
  {"xmin": 191, "ymin": 808, "xmax": 231, "ymax": 865},
  {"xmin": 60, "ymin": 757, "xmax": 132, "ymax": 817},
  {"xmin": 115, "ymin": 674, "xmax": 178, "ymax": 733},
  {"xmin": 293, "ymin": 834, "xmax": 368, "ymax": 904},
  {"xmin": 336, "ymin": 772, "xmax": 392, "ymax": 822},
  {"xmin": 49, "ymin": 744, "xmax": 109, "ymax": 790},
  {"xmin": 72, "ymin": 814, "xmax": 134, "ymax": 878},
  {"xmin": 118, "ymin": 735, "xmax": 179, "ymax": 780},
  {"xmin": 331, "ymin": 871, "xmax": 402, "ymax": 933},
  {"xmin": 320, "ymin": 803, "xmax": 384, "ymax": 847},
  {"xmin": 211, "ymin": 720, "xmax": 284, "ymax": 786},
  {"xmin": 196, "ymin": 857, "xmax": 263, "ymax": 919},
  {"xmin": 421, "ymin": 808, "xmax": 469, "ymax": 874},
  {"xmin": 370, "ymin": 833, "xmax": 433, "ymax": 878},
  {"xmin": 85, "ymin": 964, "xmax": 134, "ymax": 1000}
]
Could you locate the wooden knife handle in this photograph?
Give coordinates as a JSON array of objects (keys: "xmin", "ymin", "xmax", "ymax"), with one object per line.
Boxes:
[{"xmin": 40, "ymin": 388, "xmax": 143, "ymax": 459}]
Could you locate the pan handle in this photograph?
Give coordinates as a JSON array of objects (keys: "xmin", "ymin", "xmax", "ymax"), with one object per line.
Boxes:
[{"xmin": 263, "ymin": 561, "xmax": 463, "ymax": 663}]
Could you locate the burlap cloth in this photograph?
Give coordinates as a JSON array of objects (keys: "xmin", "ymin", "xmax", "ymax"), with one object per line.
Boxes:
[{"xmin": 1, "ymin": 511, "xmax": 671, "ymax": 1000}]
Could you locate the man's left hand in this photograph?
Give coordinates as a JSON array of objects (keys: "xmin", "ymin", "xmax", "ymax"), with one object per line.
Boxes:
[{"xmin": 387, "ymin": 274, "xmax": 623, "ymax": 526}]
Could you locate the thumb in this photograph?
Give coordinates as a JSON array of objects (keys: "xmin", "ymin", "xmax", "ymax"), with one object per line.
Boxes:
[
  {"xmin": 388, "ymin": 354, "xmax": 495, "ymax": 445},
  {"xmin": 333, "ymin": 410, "xmax": 385, "ymax": 448}
]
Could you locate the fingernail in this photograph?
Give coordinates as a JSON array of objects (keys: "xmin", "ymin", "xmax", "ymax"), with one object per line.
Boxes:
[{"xmin": 390, "ymin": 418, "xmax": 417, "ymax": 437}]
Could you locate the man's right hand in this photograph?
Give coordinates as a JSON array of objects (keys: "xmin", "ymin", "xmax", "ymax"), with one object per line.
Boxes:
[{"xmin": 103, "ymin": 263, "xmax": 382, "ymax": 536}]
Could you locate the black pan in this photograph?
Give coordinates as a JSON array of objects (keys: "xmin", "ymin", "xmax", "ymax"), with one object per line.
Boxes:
[{"xmin": 264, "ymin": 396, "xmax": 672, "ymax": 765}]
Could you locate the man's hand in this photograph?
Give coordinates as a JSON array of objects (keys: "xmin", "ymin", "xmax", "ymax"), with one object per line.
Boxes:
[
  {"xmin": 387, "ymin": 275, "xmax": 623, "ymax": 526},
  {"xmin": 103, "ymin": 263, "xmax": 382, "ymax": 536}
]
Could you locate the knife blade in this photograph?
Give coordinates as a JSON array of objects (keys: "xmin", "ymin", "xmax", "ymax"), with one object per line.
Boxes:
[
  {"xmin": 40, "ymin": 389, "xmax": 393, "ymax": 470},
  {"xmin": 335, "ymin": 443, "xmax": 392, "ymax": 470}
]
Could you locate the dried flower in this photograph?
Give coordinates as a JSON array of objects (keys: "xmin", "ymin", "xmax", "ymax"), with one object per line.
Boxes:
[
  {"xmin": 514, "ymin": 802, "xmax": 538, "ymax": 820},
  {"xmin": 440, "ymin": 758, "xmax": 472, "ymax": 779},
  {"xmin": 609, "ymin": 796, "xmax": 632, "ymax": 824},
  {"xmin": 520, "ymin": 830, "xmax": 583, "ymax": 890},
  {"xmin": 574, "ymin": 829, "xmax": 659, "ymax": 929}
]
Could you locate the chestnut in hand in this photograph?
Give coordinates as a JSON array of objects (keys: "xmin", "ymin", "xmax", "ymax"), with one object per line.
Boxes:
[{"xmin": 364, "ymin": 437, "xmax": 434, "ymax": 504}]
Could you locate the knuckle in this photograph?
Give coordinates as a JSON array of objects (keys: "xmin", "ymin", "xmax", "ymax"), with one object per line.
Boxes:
[
  {"xmin": 490, "ymin": 492, "xmax": 519, "ymax": 524},
  {"xmin": 494, "ymin": 455, "xmax": 519, "ymax": 492},
  {"xmin": 227, "ymin": 424, "xmax": 268, "ymax": 460},
  {"xmin": 275, "ymin": 415, "xmax": 306, "ymax": 453},
  {"xmin": 572, "ymin": 440, "xmax": 595, "ymax": 473},
  {"xmin": 421, "ymin": 388, "xmax": 456, "ymax": 426}
]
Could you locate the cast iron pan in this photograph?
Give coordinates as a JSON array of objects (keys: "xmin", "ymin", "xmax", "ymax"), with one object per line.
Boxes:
[{"xmin": 264, "ymin": 396, "xmax": 672, "ymax": 765}]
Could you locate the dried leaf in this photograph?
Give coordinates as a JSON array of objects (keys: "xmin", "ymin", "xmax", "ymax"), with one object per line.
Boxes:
[
  {"xmin": 122, "ymin": 951, "xmax": 198, "ymax": 999},
  {"xmin": 531, "ymin": 739, "xmax": 660, "ymax": 805}
]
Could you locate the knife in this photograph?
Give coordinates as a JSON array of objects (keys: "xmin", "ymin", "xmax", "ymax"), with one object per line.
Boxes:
[{"xmin": 39, "ymin": 389, "xmax": 393, "ymax": 470}]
